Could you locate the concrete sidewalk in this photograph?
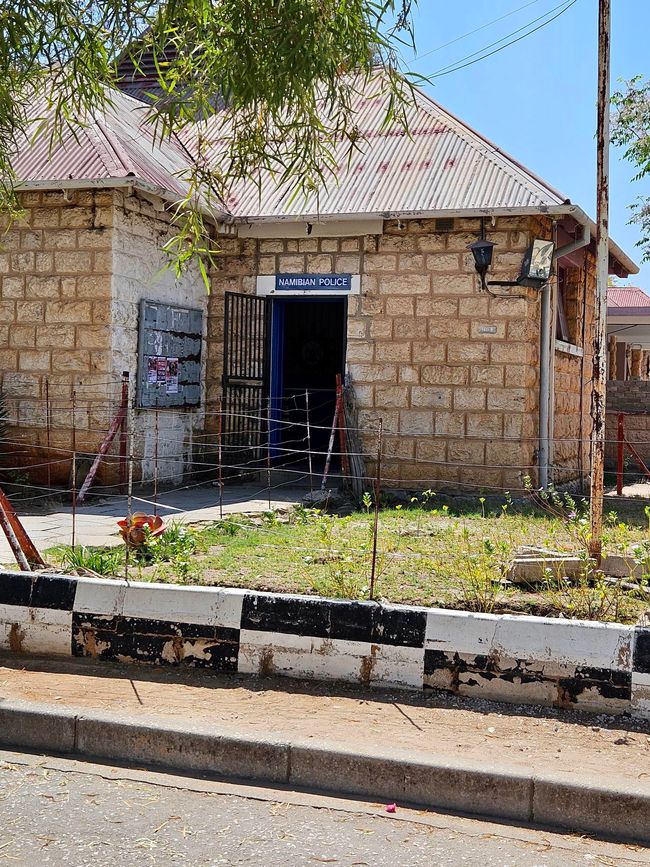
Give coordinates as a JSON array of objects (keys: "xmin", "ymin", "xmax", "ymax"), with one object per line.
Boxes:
[
  {"xmin": 0, "ymin": 484, "xmax": 305, "ymax": 560},
  {"xmin": 0, "ymin": 656, "xmax": 648, "ymax": 843}
]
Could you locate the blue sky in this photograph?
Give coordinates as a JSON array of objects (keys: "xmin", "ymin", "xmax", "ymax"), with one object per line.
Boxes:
[{"xmin": 402, "ymin": 0, "xmax": 650, "ymax": 285}]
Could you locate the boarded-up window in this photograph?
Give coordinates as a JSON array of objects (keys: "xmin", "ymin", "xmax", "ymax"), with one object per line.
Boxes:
[{"xmin": 136, "ymin": 300, "xmax": 203, "ymax": 408}]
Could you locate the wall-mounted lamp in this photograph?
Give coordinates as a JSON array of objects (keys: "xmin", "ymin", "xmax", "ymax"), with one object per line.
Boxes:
[
  {"xmin": 468, "ymin": 239, "xmax": 495, "ymax": 290},
  {"xmin": 468, "ymin": 227, "xmax": 554, "ymax": 294}
]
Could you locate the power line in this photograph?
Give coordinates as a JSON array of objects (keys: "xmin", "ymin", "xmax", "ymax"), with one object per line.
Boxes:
[
  {"xmin": 415, "ymin": 0, "xmax": 546, "ymax": 62},
  {"xmin": 427, "ymin": 0, "xmax": 579, "ymax": 80}
]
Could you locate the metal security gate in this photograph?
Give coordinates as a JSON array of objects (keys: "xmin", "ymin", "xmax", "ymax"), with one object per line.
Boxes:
[{"xmin": 222, "ymin": 292, "xmax": 271, "ymax": 473}]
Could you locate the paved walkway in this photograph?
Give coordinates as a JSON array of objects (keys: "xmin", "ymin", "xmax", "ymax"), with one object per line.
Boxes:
[{"xmin": 0, "ymin": 484, "xmax": 306, "ymax": 560}]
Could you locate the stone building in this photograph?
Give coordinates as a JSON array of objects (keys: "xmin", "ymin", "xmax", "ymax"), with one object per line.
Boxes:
[{"xmin": 0, "ymin": 75, "xmax": 637, "ymax": 494}]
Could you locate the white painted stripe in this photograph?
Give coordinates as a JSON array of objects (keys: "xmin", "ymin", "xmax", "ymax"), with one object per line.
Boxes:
[
  {"xmin": 425, "ymin": 609, "xmax": 498, "ymax": 656},
  {"xmin": 370, "ymin": 644, "xmax": 425, "ymax": 689},
  {"xmin": 0, "ymin": 604, "xmax": 71, "ymax": 626},
  {"xmin": 238, "ymin": 629, "xmax": 424, "ymax": 688},
  {"xmin": 425, "ymin": 608, "xmax": 633, "ymax": 670},
  {"xmin": 121, "ymin": 583, "xmax": 245, "ymax": 629},
  {"xmin": 491, "ymin": 617, "xmax": 633, "ymax": 670},
  {"xmin": 73, "ymin": 578, "xmax": 129, "ymax": 617},
  {"xmin": 631, "ymin": 698, "xmax": 650, "ymax": 720},
  {"xmin": 0, "ymin": 605, "xmax": 72, "ymax": 656}
]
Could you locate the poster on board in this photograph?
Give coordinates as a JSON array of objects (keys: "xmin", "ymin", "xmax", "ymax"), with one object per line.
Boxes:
[
  {"xmin": 166, "ymin": 357, "xmax": 179, "ymax": 394},
  {"xmin": 147, "ymin": 356, "xmax": 158, "ymax": 384},
  {"xmin": 156, "ymin": 357, "xmax": 167, "ymax": 384}
]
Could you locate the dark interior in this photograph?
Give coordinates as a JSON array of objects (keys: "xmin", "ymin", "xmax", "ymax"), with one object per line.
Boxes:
[{"xmin": 278, "ymin": 298, "xmax": 346, "ymax": 462}]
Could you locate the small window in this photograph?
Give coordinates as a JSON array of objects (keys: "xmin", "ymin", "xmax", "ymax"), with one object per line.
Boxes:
[
  {"xmin": 555, "ymin": 266, "xmax": 584, "ymax": 348},
  {"xmin": 556, "ymin": 267, "xmax": 571, "ymax": 343}
]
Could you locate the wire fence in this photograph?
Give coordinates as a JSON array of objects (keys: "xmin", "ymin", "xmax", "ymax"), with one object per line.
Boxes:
[{"xmin": 1, "ymin": 381, "xmax": 650, "ymax": 596}]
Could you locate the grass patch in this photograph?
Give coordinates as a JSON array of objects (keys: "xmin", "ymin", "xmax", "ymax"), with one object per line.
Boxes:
[{"xmin": 43, "ymin": 499, "xmax": 650, "ymax": 623}]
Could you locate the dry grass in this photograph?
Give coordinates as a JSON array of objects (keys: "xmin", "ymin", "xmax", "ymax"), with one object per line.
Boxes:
[{"xmin": 42, "ymin": 495, "xmax": 650, "ymax": 623}]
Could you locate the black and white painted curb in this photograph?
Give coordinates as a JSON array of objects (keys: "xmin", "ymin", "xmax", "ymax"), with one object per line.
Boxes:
[{"xmin": 0, "ymin": 570, "xmax": 648, "ymax": 719}]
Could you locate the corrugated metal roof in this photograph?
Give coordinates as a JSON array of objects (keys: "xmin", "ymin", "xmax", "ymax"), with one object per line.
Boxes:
[
  {"xmin": 9, "ymin": 72, "xmax": 638, "ymax": 274},
  {"xmin": 206, "ymin": 73, "xmax": 568, "ymax": 219},
  {"xmin": 608, "ymin": 287, "xmax": 650, "ymax": 309},
  {"xmin": 13, "ymin": 88, "xmax": 190, "ymax": 200}
]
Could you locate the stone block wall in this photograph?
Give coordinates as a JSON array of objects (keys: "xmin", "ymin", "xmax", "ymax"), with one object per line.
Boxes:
[
  {"xmin": 0, "ymin": 189, "xmax": 207, "ymax": 489},
  {"xmin": 209, "ymin": 216, "xmax": 548, "ymax": 492},
  {"xmin": 605, "ymin": 381, "xmax": 650, "ymax": 471},
  {"xmin": 0, "ymin": 190, "xmax": 114, "ymax": 484},
  {"xmin": 607, "ymin": 379, "xmax": 650, "ymax": 413},
  {"xmin": 552, "ymin": 257, "xmax": 595, "ymax": 487},
  {"xmin": 110, "ymin": 191, "xmax": 207, "ymax": 485}
]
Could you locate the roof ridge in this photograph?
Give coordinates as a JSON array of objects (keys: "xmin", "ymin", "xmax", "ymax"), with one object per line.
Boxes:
[
  {"xmin": 93, "ymin": 111, "xmax": 137, "ymax": 178},
  {"xmin": 84, "ymin": 115, "xmax": 126, "ymax": 176}
]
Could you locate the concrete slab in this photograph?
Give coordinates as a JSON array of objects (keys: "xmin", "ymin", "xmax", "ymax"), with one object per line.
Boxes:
[{"xmin": 0, "ymin": 484, "xmax": 306, "ymax": 561}]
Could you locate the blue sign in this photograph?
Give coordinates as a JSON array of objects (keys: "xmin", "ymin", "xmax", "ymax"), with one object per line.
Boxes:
[{"xmin": 275, "ymin": 273, "xmax": 352, "ymax": 292}]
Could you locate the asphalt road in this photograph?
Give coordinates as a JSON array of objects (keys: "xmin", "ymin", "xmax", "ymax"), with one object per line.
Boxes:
[{"xmin": 0, "ymin": 750, "xmax": 648, "ymax": 867}]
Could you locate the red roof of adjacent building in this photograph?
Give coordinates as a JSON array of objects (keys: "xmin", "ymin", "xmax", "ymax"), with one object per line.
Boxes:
[{"xmin": 608, "ymin": 286, "xmax": 650, "ymax": 310}]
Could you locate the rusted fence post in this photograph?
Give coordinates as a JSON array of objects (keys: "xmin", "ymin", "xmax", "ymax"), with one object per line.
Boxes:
[
  {"xmin": 217, "ymin": 398, "xmax": 224, "ymax": 520},
  {"xmin": 369, "ymin": 419, "xmax": 383, "ymax": 601},
  {"xmin": 616, "ymin": 412, "xmax": 625, "ymax": 496},
  {"xmin": 71, "ymin": 388, "xmax": 77, "ymax": 549},
  {"xmin": 305, "ymin": 389, "xmax": 313, "ymax": 497},
  {"xmin": 119, "ymin": 371, "xmax": 129, "ymax": 494},
  {"xmin": 153, "ymin": 408, "xmax": 159, "ymax": 516},
  {"xmin": 45, "ymin": 377, "xmax": 52, "ymax": 489},
  {"xmin": 266, "ymin": 397, "xmax": 272, "ymax": 511},
  {"xmin": 125, "ymin": 396, "xmax": 135, "ymax": 583}
]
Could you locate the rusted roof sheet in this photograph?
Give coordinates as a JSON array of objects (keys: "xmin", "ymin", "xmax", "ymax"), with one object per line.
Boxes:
[
  {"xmin": 608, "ymin": 286, "xmax": 650, "ymax": 311},
  {"xmin": 13, "ymin": 88, "xmax": 190, "ymax": 200},
  {"xmin": 210, "ymin": 74, "xmax": 568, "ymax": 220},
  {"xmin": 9, "ymin": 72, "xmax": 638, "ymax": 274}
]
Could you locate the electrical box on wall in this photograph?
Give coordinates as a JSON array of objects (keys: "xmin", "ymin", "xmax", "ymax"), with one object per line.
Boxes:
[{"xmin": 136, "ymin": 300, "xmax": 203, "ymax": 409}]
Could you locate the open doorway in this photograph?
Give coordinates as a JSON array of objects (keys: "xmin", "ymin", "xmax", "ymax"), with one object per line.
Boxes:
[{"xmin": 270, "ymin": 297, "xmax": 347, "ymax": 466}]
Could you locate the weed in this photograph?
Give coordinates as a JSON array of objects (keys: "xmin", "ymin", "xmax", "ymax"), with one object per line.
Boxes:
[
  {"xmin": 455, "ymin": 529, "xmax": 508, "ymax": 613},
  {"xmin": 211, "ymin": 518, "xmax": 240, "ymax": 537},
  {"xmin": 291, "ymin": 505, "xmax": 321, "ymax": 526},
  {"xmin": 261, "ymin": 510, "xmax": 281, "ymax": 527},
  {"xmin": 54, "ymin": 545, "xmax": 123, "ymax": 577}
]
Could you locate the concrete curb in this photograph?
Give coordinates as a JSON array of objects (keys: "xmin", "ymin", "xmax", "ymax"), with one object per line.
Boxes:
[
  {"xmin": 2, "ymin": 569, "xmax": 649, "ymax": 719},
  {"xmin": 0, "ymin": 698, "xmax": 647, "ymax": 844}
]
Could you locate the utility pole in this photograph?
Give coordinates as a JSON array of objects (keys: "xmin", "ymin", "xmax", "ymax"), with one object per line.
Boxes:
[{"xmin": 589, "ymin": 0, "xmax": 611, "ymax": 561}]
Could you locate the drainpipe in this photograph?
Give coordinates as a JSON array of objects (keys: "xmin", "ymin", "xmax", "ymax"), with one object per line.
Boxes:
[
  {"xmin": 538, "ymin": 282, "xmax": 553, "ymax": 489},
  {"xmin": 538, "ymin": 222, "xmax": 592, "ymax": 489}
]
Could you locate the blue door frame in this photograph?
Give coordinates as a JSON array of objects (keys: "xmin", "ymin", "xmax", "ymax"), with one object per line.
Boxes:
[{"xmin": 269, "ymin": 296, "xmax": 347, "ymax": 457}]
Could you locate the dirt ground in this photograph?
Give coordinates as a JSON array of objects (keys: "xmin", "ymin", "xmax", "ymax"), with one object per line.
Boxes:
[{"xmin": 1, "ymin": 655, "xmax": 648, "ymax": 795}]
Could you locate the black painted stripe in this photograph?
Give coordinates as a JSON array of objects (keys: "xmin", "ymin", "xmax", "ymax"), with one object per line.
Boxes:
[
  {"xmin": 0, "ymin": 571, "xmax": 77, "ymax": 611},
  {"xmin": 371, "ymin": 606, "xmax": 426, "ymax": 648},
  {"xmin": 564, "ymin": 667, "xmax": 632, "ymax": 701},
  {"xmin": 241, "ymin": 593, "xmax": 427, "ymax": 648},
  {"xmin": 329, "ymin": 600, "xmax": 374, "ymax": 643},
  {"xmin": 241, "ymin": 594, "xmax": 330, "ymax": 639},
  {"xmin": 424, "ymin": 650, "xmax": 632, "ymax": 702},
  {"xmin": 31, "ymin": 574, "xmax": 77, "ymax": 611},
  {"xmin": 0, "ymin": 571, "xmax": 32, "ymax": 607},
  {"xmin": 72, "ymin": 613, "xmax": 239, "ymax": 671},
  {"xmin": 633, "ymin": 628, "xmax": 650, "ymax": 675}
]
